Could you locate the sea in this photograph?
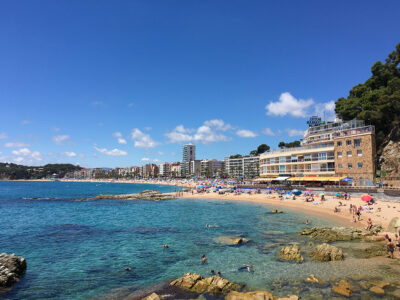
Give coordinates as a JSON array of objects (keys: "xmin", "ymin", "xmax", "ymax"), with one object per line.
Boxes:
[{"xmin": 0, "ymin": 181, "xmax": 397, "ymax": 299}]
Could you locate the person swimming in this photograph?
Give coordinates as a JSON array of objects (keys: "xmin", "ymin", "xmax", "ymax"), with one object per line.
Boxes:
[
  {"xmin": 125, "ymin": 267, "xmax": 132, "ymax": 271},
  {"xmin": 238, "ymin": 265, "xmax": 254, "ymax": 272},
  {"xmin": 201, "ymin": 254, "xmax": 207, "ymax": 264},
  {"xmin": 163, "ymin": 244, "xmax": 169, "ymax": 248},
  {"xmin": 305, "ymin": 220, "xmax": 310, "ymax": 225}
]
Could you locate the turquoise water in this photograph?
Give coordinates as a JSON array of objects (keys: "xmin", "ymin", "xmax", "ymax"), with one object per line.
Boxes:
[{"xmin": 0, "ymin": 181, "xmax": 337, "ymax": 299}]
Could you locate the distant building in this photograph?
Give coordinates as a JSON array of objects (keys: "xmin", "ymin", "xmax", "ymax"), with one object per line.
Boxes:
[
  {"xmin": 170, "ymin": 162, "xmax": 181, "ymax": 178},
  {"xmin": 224, "ymin": 156, "xmax": 259, "ymax": 178},
  {"xmin": 182, "ymin": 144, "xmax": 196, "ymax": 177},
  {"xmin": 140, "ymin": 164, "xmax": 159, "ymax": 178},
  {"xmin": 259, "ymin": 118, "xmax": 376, "ymax": 186},
  {"xmin": 190, "ymin": 160, "xmax": 201, "ymax": 177},
  {"xmin": 200, "ymin": 159, "xmax": 225, "ymax": 178},
  {"xmin": 159, "ymin": 162, "xmax": 171, "ymax": 177}
]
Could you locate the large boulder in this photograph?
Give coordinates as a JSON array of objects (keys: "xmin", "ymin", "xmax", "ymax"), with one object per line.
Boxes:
[
  {"xmin": 141, "ymin": 293, "xmax": 160, "ymax": 300},
  {"xmin": 170, "ymin": 273, "xmax": 242, "ymax": 295},
  {"xmin": 364, "ymin": 235, "xmax": 386, "ymax": 242},
  {"xmin": 299, "ymin": 227, "xmax": 364, "ymax": 242},
  {"xmin": 214, "ymin": 236, "xmax": 250, "ymax": 246},
  {"xmin": 309, "ymin": 243, "xmax": 343, "ymax": 261},
  {"xmin": 387, "ymin": 217, "xmax": 400, "ymax": 232},
  {"xmin": 225, "ymin": 290, "xmax": 274, "ymax": 300},
  {"xmin": 0, "ymin": 253, "xmax": 27, "ymax": 289},
  {"xmin": 279, "ymin": 245, "xmax": 304, "ymax": 262},
  {"xmin": 332, "ymin": 280, "xmax": 353, "ymax": 297}
]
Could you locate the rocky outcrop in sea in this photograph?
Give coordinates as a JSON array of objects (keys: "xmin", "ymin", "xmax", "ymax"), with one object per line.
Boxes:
[
  {"xmin": 309, "ymin": 243, "xmax": 344, "ymax": 261},
  {"xmin": 0, "ymin": 253, "xmax": 27, "ymax": 291},
  {"xmin": 74, "ymin": 190, "xmax": 176, "ymax": 202},
  {"xmin": 299, "ymin": 227, "xmax": 365, "ymax": 242}
]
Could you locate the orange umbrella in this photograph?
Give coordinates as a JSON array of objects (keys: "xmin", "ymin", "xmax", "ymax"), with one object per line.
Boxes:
[{"xmin": 361, "ymin": 194, "xmax": 372, "ymax": 202}]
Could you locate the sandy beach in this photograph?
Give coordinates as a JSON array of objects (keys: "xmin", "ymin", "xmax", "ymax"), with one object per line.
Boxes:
[{"xmin": 180, "ymin": 191, "xmax": 400, "ymax": 230}]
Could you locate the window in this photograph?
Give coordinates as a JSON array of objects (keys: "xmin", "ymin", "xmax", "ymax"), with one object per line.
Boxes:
[
  {"xmin": 357, "ymin": 150, "xmax": 363, "ymax": 156},
  {"xmin": 357, "ymin": 162, "xmax": 363, "ymax": 169},
  {"xmin": 347, "ymin": 151, "xmax": 352, "ymax": 157},
  {"xmin": 337, "ymin": 141, "xmax": 342, "ymax": 147},
  {"xmin": 304, "ymin": 154, "xmax": 311, "ymax": 161},
  {"xmin": 354, "ymin": 139, "xmax": 361, "ymax": 147},
  {"xmin": 270, "ymin": 158, "xmax": 275, "ymax": 164},
  {"xmin": 291, "ymin": 155, "xmax": 298, "ymax": 162},
  {"xmin": 346, "ymin": 140, "xmax": 352, "ymax": 146},
  {"xmin": 348, "ymin": 163, "xmax": 353, "ymax": 169},
  {"xmin": 318, "ymin": 152, "xmax": 327, "ymax": 161},
  {"xmin": 337, "ymin": 152, "xmax": 342, "ymax": 158},
  {"xmin": 279, "ymin": 156, "xmax": 286, "ymax": 163},
  {"xmin": 279, "ymin": 165, "xmax": 285, "ymax": 173},
  {"xmin": 338, "ymin": 164, "xmax": 343, "ymax": 169}
]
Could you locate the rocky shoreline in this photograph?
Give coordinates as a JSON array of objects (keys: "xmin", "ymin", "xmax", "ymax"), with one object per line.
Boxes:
[
  {"xmin": 0, "ymin": 253, "xmax": 27, "ymax": 293},
  {"xmin": 72, "ymin": 190, "xmax": 176, "ymax": 202}
]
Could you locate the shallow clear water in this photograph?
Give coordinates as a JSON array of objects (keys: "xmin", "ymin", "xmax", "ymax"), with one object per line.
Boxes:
[{"xmin": 1, "ymin": 181, "xmax": 392, "ymax": 299}]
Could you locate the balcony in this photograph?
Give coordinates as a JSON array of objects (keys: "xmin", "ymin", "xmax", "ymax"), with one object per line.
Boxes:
[
  {"xmin": 263, "ymin": 156, "xmax": 335, "ymax": 165},
  {"xmin": 263, "ymin": 143, "xmax": 334, "ymax": 156},
  {"xmin": 333, "ymin": 126, "xmax": 374, "ymax": 138},
  {"xmin": 261, "ymin": 167, "xmax": 336, "ymax": 175}
]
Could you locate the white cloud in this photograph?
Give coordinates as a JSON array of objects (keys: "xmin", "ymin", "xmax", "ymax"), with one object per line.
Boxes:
[
  {"xmin": 11, "ymin": 148, "xmax": 42, "ymax": 164},
  {"xmin": 4, "ymin": 142, "xmax": 30, "ymax": 148},
  {"xmin": 12, "ymin": 148, "xmax": 31, "ymax": 156},
  {"xmin": 0, "ymin": 133, "xmax": 7, "ymax": 139},
  {"xmin": 203, "ymin": 119, "xmax": 232, "ymax": 131},
  {"xmin": 62, "ymin": 152, "xmax": 77, "ymax": 157},
  {"xmin": 314, "ymin": 100, "xmax": 336, "ymax": 121},
  {"xmin": 141, "ymin": 157, "xmax": 150, "ymax": 161},
  {"xmin": 113, "ymin": 132, "xmax": 127, "ymax": 144},
  {"xmin": 131, "ymin": 128, "xmax": 159, "ymax": 148},
  {"xmin": 52, "ymin": 135, "xmax": 71, "ymax": 145},
  {"xmin": 262, "ymin": 128, "xmax": 275, "ymax": 136},
  {"xmin": 165, "ymin": 120, "xmax": 231, "ymax": 144},
  {"xmin": 286, "ymin": 128, "xmax": 305, "ymax": 137},
  {"xmin": 94, "ymin": 146, "xmax": 127, "ymax": 156},
  {"xmin": 21, "ymin": 120, "xmax": 31, "ymax": 125},
  {"xmin": 266, "ymin": 92, "xmax": 314, "ymax": 118},
  {"xmin": 236, "ymin": 129, "xmax": 257, "ymax": 138}
]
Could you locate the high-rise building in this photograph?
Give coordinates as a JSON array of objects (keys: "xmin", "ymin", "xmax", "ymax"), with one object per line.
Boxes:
[
  {"xmin": 159, "ymin": 163, "xmax": 171, "ymax": 177},
  {"xmin": 224, "ymin": 156, "xmax": 260, "ymax": 178},
  {"xmin": 182, "ymin": 144, "xmax": 195, "ymax": 177}
]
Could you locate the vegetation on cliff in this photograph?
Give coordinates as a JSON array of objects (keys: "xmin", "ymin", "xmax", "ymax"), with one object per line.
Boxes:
[{"xmin": 0, "ymin": 163, "xmax": 82, "ymax": 180}]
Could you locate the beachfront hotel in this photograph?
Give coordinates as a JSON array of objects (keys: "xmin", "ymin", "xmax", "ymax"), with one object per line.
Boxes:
[
  {"xmin": 259, "ymin": 118, "xmax": 376, "ymax": 186},
  {"xmin": 224, "ymin": 155, "xmax": 260, "ymax": 179},
  {"xmin": 181, "ymin": 143, "xmax": 196, "ymax": 177}
]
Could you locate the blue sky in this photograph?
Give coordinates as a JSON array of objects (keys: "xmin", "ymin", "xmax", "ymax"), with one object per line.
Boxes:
[{"xmin": 0, "ymin": 0, "xmax": 399, "ymax": 167}]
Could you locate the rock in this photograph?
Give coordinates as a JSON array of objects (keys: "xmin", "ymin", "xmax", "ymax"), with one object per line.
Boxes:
[
  {"xmin": 370, "ymin": 280, "xmax": 390, "ymax": 288},
  {"xmin": 299, "ymin": 227, "xmax": 364, "ymax": 242},
  {"xmin": 369, "ymin": 225, "xmax": 383, "ymax": 235},
  {"xmin": 352, "ymin": 243, "xmax": 386, "ymax": 258},
  {"xmin": 141, "ymin": 293, "xmax": 160, "ymax": 300},
  {"xmin": 309, "ymin": 243, "xmax": 343, "ymax": 261},
  {"xmin": 170, "ymin": 273, "xmax": 242, "ymax": 295},
  {"xmin": 214, "ymin": 236, "xmax": 250, "ymax": 246},
  {"xmin": 379, "ymin": 126, "xmax": 400, "ymax": 180},
  {"xmin": 270, "ymin": 210, "xmax": 283, "ymax": 213},
  {"xmin": 305, "ymin": 274, "xmax": 324, "ymax": 284},
  {"xmin": 369, "ymin": 286, "xmax": 385, "ymax": 294},
  {"xmin": 332, "ymin": 280, "xmax": 353, "ymax": 297},
  {"xmin": 364, "ymin": 235, "xmax": 386, "ymax": 242},
  {"xmin": 387, "ymin": 217, "xmax": 400, "ymax": 232},
  {"xmin": 278, "ymin": 296, "xmax": 298, "ymax": 300},
  {"xmin": 79, "ymin": 190, "xmax": 176, "ymax": 202},
  {"xmin": 225, "ymin": 290, "xmax": 274, "ymax": 300},
  {"xmin": 279, "ymin": 245, "xmax": 304, "ymax": 262},
  {"xmin": 0, "ymin": 253, "xmax": 27, "ymax": 289}
]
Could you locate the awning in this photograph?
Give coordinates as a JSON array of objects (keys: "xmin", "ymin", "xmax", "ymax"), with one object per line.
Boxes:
[
  {"xmin": 288, "ymin": 177, "xmax": 346, "ymax": 182},
  {"xmin": 254, "ymin": 177, "xmax": 277, "ymax": 182},
  {"xmin": 273, "ymin": 176, "xmax": 290, "ymax": 181}
]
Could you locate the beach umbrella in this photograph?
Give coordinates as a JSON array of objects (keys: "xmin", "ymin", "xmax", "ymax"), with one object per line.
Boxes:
[
  {"xmin": 293, "ymin": 191, "xmax": 302, "ymax": 196},
  {"xmin": 196, "ymin": 185, "xmax": 204, "ymax": 189},
  {"xmin": 319, "ymin": 193, "xmax": 325, "ymax": 196},
  {"xmin": 335, "ymin": 193, "xmax": 341, "ymax": 197},
  {"xmin": 361, "ymin": 194, "xmax": 372, "ymax": 202}
]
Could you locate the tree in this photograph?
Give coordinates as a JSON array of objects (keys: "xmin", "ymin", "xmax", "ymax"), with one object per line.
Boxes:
[
  {"xmin": 278, "ymin": 141, "xmax": 286, "ymax": 149},
  {"xmin": 335, "ymin": 43, "xmax": 400, "ymax": 147},
  {"xmin": 257, "ymin": 144, "xmax": 270, "ymax": 154},
  {"xmin": 249, "ymin": 150, "xmax": 258, "ymax": 156},
  {"xmin": 230, "ymin": 154, "xmax": 242, "ymax": 159}
]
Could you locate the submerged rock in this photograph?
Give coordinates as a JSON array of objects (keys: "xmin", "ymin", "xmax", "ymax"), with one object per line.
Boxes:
[
  {"xmin": 214, "ymin": 236, "xmax": 251, "ymax": 246},
  {"xmin": 170, "ymin": 273, "xmax": 243, "ymax": 295},
  {"xmin": 299, "ymin": 227, "xmax": 364, "ymax": 242},
  {"xmin": 0, "ymin": 253, "xmax": 27, "ymax": 290},
  {"xmin": 305, "ymin": 274, "xmax": 324, "ymax": 284},
  {"xmin": 351, "ymin": 243, "xmax": 386, "ymax": 258},
  {"xmin": 332, "ymin": 279, "xmax": 353, "ymax": 297},
  {"xmin": 225, "ymin": 290, "xmax": 275, "ymax": 300},
  {"xmin": 369, "ymin": 286, "xmax": 385, "ymax": 294},
  {"xmin": 279, "ymin": 245, "xmax": 304, "ymax": 262},
  {"xmin": 364, "ymin": 235, "xmax": 386, "ymax": 242},
  {"xmin": 309, "ymin": 243, "xmax": 343, "ymax": 261},
  {"xmin": 77, "ymin": 190, "xmax": 176, "ymax": 202},
  {"xmin": 141, "ymin": 292, "xmax": 160, "ymax": 300}
]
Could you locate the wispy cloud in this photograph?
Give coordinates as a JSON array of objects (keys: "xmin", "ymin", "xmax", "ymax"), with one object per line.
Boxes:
[
  {"xmin": 61, "ymin": 151, "xmax": 77, "ymax": 157},
  {"xmin": 286, "ymin": 128, "xmax": 305, "ymax": 137},
  {"xmin": 236, "ymin": 129, "xmax": 257, "ymax": 138},
  {"xmin": 94, "ymin": 146, "xmax": 127, "ymax": 156},
  {"xmin": 0, "ymin": 133, "xmax": 7, "ymax": 139},
  {"xmin": 131, "ymin": 129, "xmax": 159, "ymax": 148},
  {"xmin": 141, "ymin": 157, "xmax": 150, "ymax": 161},
  {"xmin": 52, "ymin": 135, "xmax": 71, "ymax": 145},
  {"xmin": 262, "ymin": 128, "xmax": 275, "ymax": 136},
  {"xmin": 4, "ymin": 142, "xmax": 30, "ymax": 148},
  {"xmin": 165, "ymin": 119, "xmax": 231, "ymax": 144},
  {"xmin": 113, "ymin": 132, "xmax": 127, "ymax": 144},
  {"xmin": 53, "ymin": 127, "xmax": 61, "ymax": 132}
]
